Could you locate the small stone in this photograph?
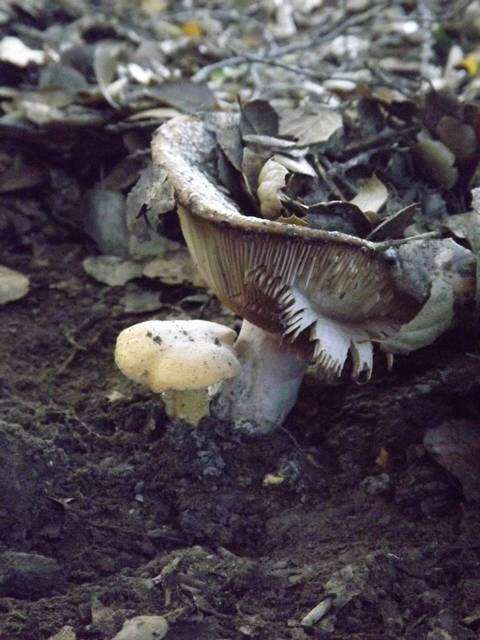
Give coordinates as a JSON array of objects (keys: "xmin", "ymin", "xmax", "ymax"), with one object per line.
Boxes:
[
  {"xmin": 47, "ymin": 626, "xmax": 76, "ymax": 640},
  {"xmin": 120, "ymin": 291, "xmax": 163, "ymax": 313},
  {"xmin": 0, "ymin": 551, "xmax": 66, "ymax": 599},
  {"xmin": 0, "ymin": 265, "xmax": 29, "ymax": 304},
  {"xmin": 427, "ymin": 630, "xmax": 453, "ymax": 640},
  {"xmin": 360, "ymin": 473, "xmax": 391, "ymax": 495},
  {"xmin": 84, "ymin": 187, "xmax": 129, "ymax": 257},
  {"xmin": 112, "ymin": 615, "xmax": 169, "ymax": 640},
  {"xmin": 83, "ymin": 256, "xmax": 144, "ymax": 286}
]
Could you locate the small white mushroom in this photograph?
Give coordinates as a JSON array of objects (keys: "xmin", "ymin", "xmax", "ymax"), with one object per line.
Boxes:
[{"xmin": 115, "ymin": 319, "xmax": 241, "ymax": 426}]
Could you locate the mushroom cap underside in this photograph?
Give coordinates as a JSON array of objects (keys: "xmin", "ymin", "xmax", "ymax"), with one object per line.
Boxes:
[
  {"xmin": 152, "ymin": 116, "xmax": 419, "ymax": 330},
  {"xmin": 152, "ymin": 116, "xmax": 421, "ymax": 378}
]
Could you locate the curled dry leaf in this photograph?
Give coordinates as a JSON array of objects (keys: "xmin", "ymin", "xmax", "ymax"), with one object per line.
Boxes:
[
  {"xmin": 382, "ymin": 278, "xmax": 455, "ymax": 354},
  {"xmin": 257, "ymin": 157, "xmax": 289, "ymax": 219},
  {"xmin": 93, "ymin": 41, "xmax": 125, "ymax": 108}
]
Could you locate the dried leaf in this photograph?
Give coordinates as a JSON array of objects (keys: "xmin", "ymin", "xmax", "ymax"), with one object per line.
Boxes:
[
  {"xmin": 126, "ymin": 164, "xmax": 175, "ymax": 258},
  {"xmin": 93, "ymin": 42, "xmax": 124, "ymax": 108},
  {"xmin": 181, "ymin": 20, "xmax": 203, "ymax": 37},
  {"xmin": 0, "ymin": 155, "xmax": 47, "ymax": 193},
  {"xmin": 143, "ymin": 246, "xmax": 205, "ymax": 287},
  {"xmin": 279, "ymin": 108, "xmax": 343, "ymax": 146},
  {"xmin": 148, "ymin": 80, "xmax": 216, "ymax": 113},
  {"xmin": 424, "ymin": 421, "xmax": 480, "ymax": 502},
  {"xmin": 84, "ymin": 187, "xmax": 129, "ymax": 257},
  {"xmin": 367, "ymin": 203, "xmax": 418, "ymax": 241},
  {"xmin": 413, "ymin": 138, "xmax": 458, "ymax": 189},
  {"xmin": 436, "ymin": 116, "xmax": 477, "ymax": 161},
  {"xmin": 279, "ymin": 214, "xmax": 309, "ymax": 227},
  {"xmin": 128, "ymin": 107, "xmax": 180, "ymax": 121},
  {"xmin": 350, "ymin": 174, "xmax": 388, "ymax": 214},
  {"xmin": 257, "ymin": 158, "xmax": 289, "ymax": 219},
  {"xmin": 382, "ymin": 279, "xmax": 454, "ymax": 354},
  {"xmin": 273, "ymin": 154, "xmax": 316, "ymax": 177},
  {"xmin": 305, "ymin": 201, "xmax": 371, "ymax": 236},
  {"xmin": 0, "ymin": 36, "xmax": 45, "ymax": 67},
  {"xmin": 240, "ymin": 100, "xmax": 279, "ymax": 137},
  {"xmin": 83, "ymin": 256, "xmax": 143, "ymax": 287},
  {"xmin": 242, "ymin": 134, "xmax": 296, "ymax": 149},
  {"xmin": 445, "ymin": 203, "xmax": 480, "ymax": 313}
]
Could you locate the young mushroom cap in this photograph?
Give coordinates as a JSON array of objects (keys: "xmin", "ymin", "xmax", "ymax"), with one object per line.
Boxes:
[
  {"xmin": 152, "ymin": 116, "xmax": 421, "ymax": 380},
  {"xmin": 115, "ymin": 319, "xmax": 240, "ymax": 392}
]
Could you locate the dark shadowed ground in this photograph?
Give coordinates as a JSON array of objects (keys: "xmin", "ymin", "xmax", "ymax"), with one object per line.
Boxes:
[{"xmin": 1, "ymin": 231, "xmax": 480, "ymax": 640}]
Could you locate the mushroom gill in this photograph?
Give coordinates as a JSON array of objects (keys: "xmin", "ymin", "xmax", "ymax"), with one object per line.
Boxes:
[{"xmin": 152, "ymin": 115, "xmax": 418, "ymax": 382}]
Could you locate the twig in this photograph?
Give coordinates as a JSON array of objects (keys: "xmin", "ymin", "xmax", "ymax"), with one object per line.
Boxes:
[
  {"xmin": 373, "ymin": 230, "xmax": 441, "ymax": 251},
  {"xmin": 338, "ymin": 125, "xmax": 419, "ymax": 159},
  {"xmin": 192, "ymin": 5, "xmax": 387, "ymax": 82},
  {"xmin": 312, "ymin": 156, "xmax": 347, "ymax": 200}
]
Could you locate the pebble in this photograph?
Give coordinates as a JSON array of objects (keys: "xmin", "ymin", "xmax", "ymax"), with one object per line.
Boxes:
[
  {"xmin": 83, "ymin": 256, "xmax": 143, "ymax": 286},
  {"xmin": 112, "ymin": 615, "xmax": 169, "ymax": 640},
  {"xmin": 360, "ymin": 473, "xmax": 391, "ymax": 495},
  {"xmin": 84, "ymin": 187, "xmax": 130, "ymax": 257},
  {"xmin": 0, "ymin": 265, "xmax": 29, "ymax": 304},
  {"xmin": 0, "ymin": 551, "xmax": 66, "ymax": 599},
  {"xmin": 47, "ymin": 626, "xmax": 76, "ymax": 640}
]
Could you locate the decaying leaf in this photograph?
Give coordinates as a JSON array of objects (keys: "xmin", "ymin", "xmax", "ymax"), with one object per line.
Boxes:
[
  {"xmin": 126, "ymin": 164, "xmax": 175, "ymax": 257},
  {"xmin": 279, "ymin": 108, "xmax": 343, "ymax": 146},
  {"xmin": 350, "ymin": 174, "xmax": 388, "ymax": 214},
  {"xmin": 446, "ymin": 201, "xmax": 480, "ymax": 312},
  {"xmin": 0, "ymin": 155, "xmax": 47, "ymax": 193},
  {"xmin": 368, "ymin": 203, "xmax": 418, "ymax": 241},
  {"xmin": 304, "ymin": 201, "xmax": 371, "ymax": 236},
  {"xmin": 257, "ymin": 157, "xmax": 289, "ymax": 219},
  {"xmin": 424, "ymin": 420, "xmax": 480, "ymax": 502},
  {"xmin": 413, "ymin": 138, "xmax": 458, "ymax": 189},
  {"xmin": 93, "ymin": 42, "xmax": 125, "ymax": 108},
  {"xmin": 0, "ymin": 36, "xmax": 45, "ymax": 67},
  {"xmin": 143, "ymin": 245, "xmax": 205, "ymax": 287},
  {"xmin": 82, "ymin": 256, "xmax": 143, "ymax": 287},
  {"xmin": 148, "ymin": 80, "xmax": 216, "ymax": 113},
  {"xmin": 240, "ymin": 99, "xmax": 279, "ymax": 137},
  {"xmin": 382, "ymin": 279, "xmax": 455, "ymax": 354}
]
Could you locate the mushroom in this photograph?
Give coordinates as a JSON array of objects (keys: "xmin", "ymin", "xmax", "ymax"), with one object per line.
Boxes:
[
  {"xmin": 151, "ymin": 115, "xmax": 476, "ymax": 434},
  {"xmin": 115, "ymin": 319, "xmax": 241, "ymax": 426}
]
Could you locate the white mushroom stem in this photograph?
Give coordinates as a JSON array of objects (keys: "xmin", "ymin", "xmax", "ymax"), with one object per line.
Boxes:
[
  {"xmin": 162, "ymin": 388, "xmax": 211, "ymax": 426},
  {"xmin": 214, "ymin": 320, "xmax": 311, "ymax": 435}
]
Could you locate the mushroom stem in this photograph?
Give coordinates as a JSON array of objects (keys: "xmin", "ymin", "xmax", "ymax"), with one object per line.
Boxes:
[
  {"xmin": 162, "ymin": 388, "xmax": 211, "ymax": 427},
  {"xmin": 214, "ymin": 320, "xmax": 311, "ymax": 434}
]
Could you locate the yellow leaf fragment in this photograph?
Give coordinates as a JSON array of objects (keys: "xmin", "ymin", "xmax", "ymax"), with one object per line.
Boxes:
[
  {"xmin": 182, "ymin": 21, "xmax": 203, "ymax": 38},
  {"xmin": 375, "ymin": 447, "xmax": 389, "ymax": 470},
  {"xmin": 459, "ymin": 53, "xmax": 479, "ymax": 76}
]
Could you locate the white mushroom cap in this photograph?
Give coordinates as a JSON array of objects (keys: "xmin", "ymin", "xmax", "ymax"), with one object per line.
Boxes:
[{"xmin": 115, "ymin": 319, "xmax": 240, "ymax": 392}]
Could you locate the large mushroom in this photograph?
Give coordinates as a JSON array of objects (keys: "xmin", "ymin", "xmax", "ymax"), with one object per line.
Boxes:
[{"xmin": 151, "ymin": 115, "xmax": 476, "ymax": 434}]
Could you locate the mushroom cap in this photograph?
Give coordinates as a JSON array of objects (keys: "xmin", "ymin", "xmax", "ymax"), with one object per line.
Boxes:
[
  {"xmin": 115, "ymin": 319, "xmax": 240, "ymax": 392},
  {"xmin": 152, "ymin": 116, "xmax": 420, "ymax": 379}
]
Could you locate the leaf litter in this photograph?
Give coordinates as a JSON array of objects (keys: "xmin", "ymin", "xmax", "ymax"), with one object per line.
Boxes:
[{"xmin": 2, "ymin": 1, "xmax": 480, "ymax": 639}]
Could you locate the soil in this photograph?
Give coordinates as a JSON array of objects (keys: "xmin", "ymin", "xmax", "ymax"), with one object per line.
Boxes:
[{"xmin": 1, "ymin": 230, "xmax": 480, "ymax": 640}]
